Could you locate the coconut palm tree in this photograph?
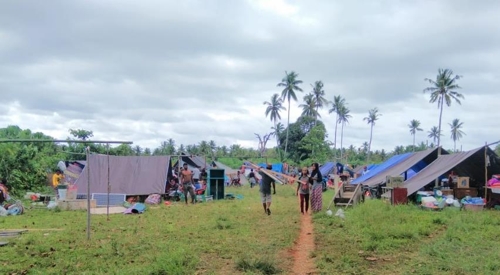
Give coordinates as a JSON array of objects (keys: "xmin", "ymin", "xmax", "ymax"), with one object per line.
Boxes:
[
  {"xmin": 328, "ymin": 95, "xmax": 346, "ymax": 153},
  {"xmin": 311, "ymin": 81, "xmax": 328, "ymax": 124},
  {"xmin": 424, "ymin": 69, "xmax": 464, "ymax": 154},
  {"xmin": 299, "ymin": 93, "xmax": 319, "ymax": 118},
  {"xmin": 427, "ymin": 126, "xmax": 440, "ymax": 146},
  {"xmin": 277, "ymin": 71, "xmax": 303, "ymax": 158},
  {"xmin": 264, "ymin": 93, "xmax": 286, "ymax": 160},
  {"xmin": 449, "ymin": 118, "xmax": 465, "ymax": 152},
  {"xmin": 363, "ymin": 107, "xmax": 381, "ymax": 162},
  {"xmin": 337, "ymin": 104, "xmax": 351, "ymax": 161},
  {"xmin": 408, "ymin": 119, "xmax": 423, "ymax": 152}
]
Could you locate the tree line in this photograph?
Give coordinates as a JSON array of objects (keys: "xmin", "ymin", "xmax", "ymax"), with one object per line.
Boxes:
[{"xmin": 264, "ymin": 68, "xmax": 467, "ymax": 165}]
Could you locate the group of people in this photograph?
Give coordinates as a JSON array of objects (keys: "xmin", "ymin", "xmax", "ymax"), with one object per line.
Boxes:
[
  {"xmin": 168, "ymin": 163, "xmax": 207, "ymax": 204},
  {"xmin": 253, "ymin": 162, "xmax": 324, "ymax": 216}
]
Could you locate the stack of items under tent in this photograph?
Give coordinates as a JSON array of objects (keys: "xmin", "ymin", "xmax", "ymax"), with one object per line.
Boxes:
[
  {"xmin": 0, "ymin": 182, "xmax": 24, "ymax": 216},
  {"xmin": 486, "ymin": 175, "xmax": 500, "ymax": 209}
]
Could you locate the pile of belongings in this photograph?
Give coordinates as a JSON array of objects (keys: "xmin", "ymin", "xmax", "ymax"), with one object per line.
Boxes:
[
  {"xmin": 487, "ymin": 175, "xmax": 500, "ymax": 187},
  {"xmin": 461, "ymin": 196, "xmax": 485, "ymax": 205},
  {"xmin": 0, "ymin": 183, "xmax": 24, "ymax": 216},
  {"xmin": 145, "ymin": 194, "xmax": 161, "ymax": 205},
  {"xmin": 420, "ymin": 190, "xmax": 461, "ymax": 210},
  {"xmin": 0, "ymin": 200, "xmax": 24, "ymax": 216},
  {"xmin": 123, "ymin": 196, "xmax": 146, "ymax": 214}
]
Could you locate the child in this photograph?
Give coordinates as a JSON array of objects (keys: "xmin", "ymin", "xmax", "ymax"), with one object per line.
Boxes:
[{"xmin": 296, "ymin": 167, "xmax": 311, "ymax": 214}]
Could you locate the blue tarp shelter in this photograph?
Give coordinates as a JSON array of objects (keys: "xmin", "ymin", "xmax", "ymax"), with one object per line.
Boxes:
[
  {"xmin": 257, "ymin": 163, "xmax": 283, "ymax": 174},
  {"xmin": 320, "ymin": 162, "xmax": 335, "ymax": 176},
  {"xmin": 351, "ymin": 153, "xmax": 412, "ymax": 185}
]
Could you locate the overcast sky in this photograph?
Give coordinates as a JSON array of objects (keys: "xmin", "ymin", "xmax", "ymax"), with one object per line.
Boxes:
[{"xmin": 1, "ymin": 0, "xmax": 499, "ymax": 152}]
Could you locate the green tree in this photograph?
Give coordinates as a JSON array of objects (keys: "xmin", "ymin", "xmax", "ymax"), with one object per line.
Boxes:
[
  {"xmin": 328, "ymin": 95, "xmax": 346, "ymax": 155},
  {"xmin": 424, "ymin": 69, "xmax": 464, "ymax": 154},
  {"xmin": 428, "ymin": 126, "xmax": 441, "ymax": 146},
  {"xmin": 449, "ymin": 118, "xmax": 465, "ymax": 152},
  {"xmin": 271, "ymin": 122, "xmax": 285, "ymax": 160},
  {"xmin": 363, "ymin": 107, "xmax": 381, "ymax": 162},
  {"xmin": 337, "ymin": 104, "xmax": 351, "ymax": 161},
  {"xmin": 299, "ymin": 93, "xmax": 319, "ymax": 118},
  {"xmin": 68, "ymin": 129, "xmax": 93, "ymax": 140},
  {"xmin": 277, "ymin": 71, "xmax": 303, "ymax": 159},
  {"xmin": 408, "ymin": 119, "xmax": 423, "ymax": 152},
  {"xmin": 311, "ymin": 80, "xmax": 328, "ymax": 124},
  {"xmin": 299, "ymin": 124, "xmax": 330, "ymax": 164},
  {"xmin": 264, "ymin": 93, "xmax": 286, "ymax": 160}
]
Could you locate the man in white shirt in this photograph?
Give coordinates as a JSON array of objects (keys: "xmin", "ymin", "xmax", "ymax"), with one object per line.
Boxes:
[{"xmin": 192, "ymin": 167, "xmax": 201, "ymax": 184}]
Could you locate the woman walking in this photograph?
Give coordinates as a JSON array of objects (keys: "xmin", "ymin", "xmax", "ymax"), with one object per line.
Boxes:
[
  {"xmin": 296, "ymin": 167, "xmax": 311, "ymax": 214},
  {"xmin": 310, "ymin": 163, "xmax": 323, "ymax": 212}
]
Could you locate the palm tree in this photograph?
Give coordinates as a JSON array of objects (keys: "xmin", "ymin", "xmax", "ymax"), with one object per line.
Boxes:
[
  {"xmin": 311, "ymin": 81, "xmax": 328, "ymax": 124},
  {"xmin": 337, "ymin": 104, "xmax": 351, "ymax": 161},
  {"xmin": 328, "ymin": 95, "xmax": 346, "ymax": 153},
  {"xmin": 208, "ymin": 140, "xmax": 217, "ymax": 160},
  {"xmin": 363, "ymin": 107, "xmax": 381, "ymax": 162},
  {"xmin": 277, "ymin": 71, "xmax": 303, "ymax": 158},
  {"xmin": 449, "ymin": 119, "xmax": 465, "ymax": 152},
  {"xmin": 299, "ymin": 93, "xmax": 319, "ymax": 118},
  {"xmin": 424, "ymin": 69, "xmax": 464, "ymax": 154},
  {"xmin": 427, "ymin": 126, "xmax": 440, "ymax": 146},
  {"xmin": 271, "ymin": 122, "xmax": 285, "ymax": 157},
  {"xmin": 408, "ymin": 119, "xmax": 423, "ymax": 152},
  {"xmin": 264, "ymin": 93, "xmax": 286, "ymax": 160}
]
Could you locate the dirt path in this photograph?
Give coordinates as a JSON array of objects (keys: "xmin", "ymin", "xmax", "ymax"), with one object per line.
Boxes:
[{"xmin": 290, "ymin": 212, "xmax": 317, "ymax": 274}]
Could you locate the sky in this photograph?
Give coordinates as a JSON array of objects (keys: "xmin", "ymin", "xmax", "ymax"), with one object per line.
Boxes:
[{"xmin": 1, "ymin": 0, "xmax": 499, "ymax": 152}]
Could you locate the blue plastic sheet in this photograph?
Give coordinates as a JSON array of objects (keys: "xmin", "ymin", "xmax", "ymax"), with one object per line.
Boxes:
[{"xmin": 351, "ymin": 153, "xmax": 412, "ymax": 185}]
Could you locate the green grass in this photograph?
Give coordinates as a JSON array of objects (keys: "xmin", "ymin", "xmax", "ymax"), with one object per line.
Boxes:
[
  {"xmin": 313, "ymin": 199, "xmax": 500, "ymax": 275},
  {"xmin": 216, "ymin": 158, "xmax": 281, "ymax": 169},
  {"xmin": 6, "ymin": 187, "xmax": 500, "ymax": 275},
  {"xmin": 1, "ymin": 185, "xmax": 300, "ymax": 275}
]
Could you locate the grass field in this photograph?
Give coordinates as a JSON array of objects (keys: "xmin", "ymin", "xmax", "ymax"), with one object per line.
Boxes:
[
  {"xmin": 314, "ymin": 199, "xmax": 500, "ymax": 275},
  {"xmin": 1, "ymin": 185, "xmax": 301, "ymax": 275},
  {"xmin": 3, "ymin": 186, "xmax": 500, "ymax": 275}
]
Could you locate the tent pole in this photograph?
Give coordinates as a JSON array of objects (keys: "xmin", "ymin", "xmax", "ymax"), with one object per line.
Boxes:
[
  {"xmin": 485, "ymin": 142, "xmax": 488, "ymax": 203},
  {"xmin": 107, "ymin": 143, "xmax": 110, "ymax": 221},
  {"xmin": 86, "ymin": 147, "xmax": 91, "ymax": 241}
]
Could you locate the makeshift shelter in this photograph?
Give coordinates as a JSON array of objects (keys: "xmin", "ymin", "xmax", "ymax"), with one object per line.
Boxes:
[
  {"xmin": 76, "ymin": 154, "xmax": 171, "ymax": 195},
  {"xmin": 320, "ymin": 162, "xmax": 336, "ymax": 176},
  {"xmin": 393, "ymin": 146, "xmax": 500, "ymax": 197},
  {"xmin": 351, "ymin": 153, "xmax": 412, "ymax": 185},
  {"xmin": 361, "ymin": 148, "xmax": 443, "ymax": 187},
  {"xmin": 257, "ymin": 163, "xmax": 283, "ymax": 174}
]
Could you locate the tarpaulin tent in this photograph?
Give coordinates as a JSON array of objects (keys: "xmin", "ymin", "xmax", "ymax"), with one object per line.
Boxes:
[
  {"xmin": 320, "ymin": 162, "xmax": 336, "ymax": 176},
  {"xmin": 257, "ymin": 163, "xmax": 283, "ymax": 174},
  {"xmin": 351, "ymin": 153, "xmax": 412, "ymax": 185},
  {"xmin": 76, "ymin": 154, "xmax": 171, "ymax": 195},
  {"xmin": 396, "ymin": 146, "xmax": 500, "ymax": 197},
  {"xmin": 361, "ymin": 148, "xmax": 443, "ymax": 187}
]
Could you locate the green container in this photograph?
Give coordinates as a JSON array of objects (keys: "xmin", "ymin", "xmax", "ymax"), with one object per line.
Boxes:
[{"xmin": 57, "ymin": 185, "xmax": 67, "ymax": 189}]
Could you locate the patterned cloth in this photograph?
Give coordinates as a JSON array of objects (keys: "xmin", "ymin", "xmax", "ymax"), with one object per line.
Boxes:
[{"xmin": 311, "ymin": 182, "xmax": 322, "ymax": 212}]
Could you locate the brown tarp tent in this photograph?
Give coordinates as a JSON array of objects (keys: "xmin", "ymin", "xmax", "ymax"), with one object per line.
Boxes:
[
  {"xmin": 390, "ymin": 146, "xmax": 500, "ymax": 197},
  {"xmin": 362, "ymin": 148, "xmax": 443, "ymax": 187},
  {"xmin": 76, "ymin": 154, "xmax": 171, "ymax": 195}
]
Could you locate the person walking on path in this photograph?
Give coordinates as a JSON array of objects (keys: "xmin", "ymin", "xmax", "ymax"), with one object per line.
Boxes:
[
  {"xmin": 248, "ymin": 169, "xmax": 257, "ymax": 188},
  {"xmin": 310, "ymin": 163, "xmax": 323, "ymax": 212},
  {"xmin": 258, "ymin": 164, "xmax": 276, "ymax": 215},
  {"xmin": 296, "ymin": 167, "xmax": 311, "ymax": 214}
]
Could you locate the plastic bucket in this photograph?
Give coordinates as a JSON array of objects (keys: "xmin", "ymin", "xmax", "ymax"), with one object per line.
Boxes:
[{"xmin": 58, "ymin": 189, "xmax": 67, "ymax": 200}]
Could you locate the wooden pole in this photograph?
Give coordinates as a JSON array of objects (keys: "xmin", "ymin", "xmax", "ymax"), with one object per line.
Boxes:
[
  {"xmin": 485, "ymin": 142, "xmax": 488, "ymax": 202},
  {"xmin": 106, "ymin": 143, "xmax": 110, "ymax": 221},
  {"xmin": 86, "ymin": 147, "xmax": 91, "ymax": 241}
]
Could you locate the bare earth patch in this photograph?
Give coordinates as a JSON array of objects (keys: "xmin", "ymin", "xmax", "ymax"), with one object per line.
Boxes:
[{"xmin": 290, "ymin": 213, "xmax": 318, "ymax": 274}]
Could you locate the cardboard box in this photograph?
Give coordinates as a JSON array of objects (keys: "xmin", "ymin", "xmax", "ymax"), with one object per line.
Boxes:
[
  {"xmin": 456, "ymin": 177, "xmax": 470, "ymax": 188},
  {"xmin": 386, "ymin": 176, "xmax": 404, "ymax": 188}
]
